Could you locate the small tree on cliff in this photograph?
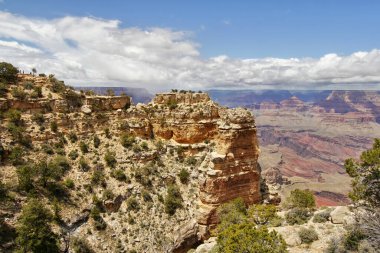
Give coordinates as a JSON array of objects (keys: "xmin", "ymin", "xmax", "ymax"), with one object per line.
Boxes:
[
  {"xmin": 0, "ymin": 62, "xmax": 18, "ymax": 84},
  {"xmin": 15, "ymin": 198, "xmax": 59, "ymax": 253},
  {"xmin": 344, "ymin": 138, "xmax": 380, "ymax": 249}
]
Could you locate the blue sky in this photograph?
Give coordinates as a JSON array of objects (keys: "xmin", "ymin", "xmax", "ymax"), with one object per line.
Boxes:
[
  {"xmin": 1, "ymin": 0, "xmax": 380, "ymax": 90},
  {"xmin": 2, "ymin": 0, "xmax": 380, "ymax": 58}
]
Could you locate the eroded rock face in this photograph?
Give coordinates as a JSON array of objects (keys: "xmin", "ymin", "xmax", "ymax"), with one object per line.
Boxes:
[{"xmin": 125, "ymin": 93, "xmax": 261, "ymax": 231}]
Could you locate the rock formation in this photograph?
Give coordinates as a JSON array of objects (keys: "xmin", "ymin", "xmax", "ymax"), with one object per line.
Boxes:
[{"xmin": 0, "ymin": 75, "xmax": 262, "ymax": 253}]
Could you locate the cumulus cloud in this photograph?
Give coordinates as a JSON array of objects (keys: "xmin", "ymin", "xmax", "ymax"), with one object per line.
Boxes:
[{"xmin": 0, "ymin": 11, "xmax": 380, "ymax": 91}]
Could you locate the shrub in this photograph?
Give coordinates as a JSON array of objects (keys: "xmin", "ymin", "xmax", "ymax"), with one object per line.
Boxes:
[
  {"xmin": 64, "ymin": 178, "xmax": 75, "ymax": 189},
  {"xmin": 186, "ymin": 156, "xmax": 197, "ymax": 166},
  {"xmin": 91, "ymin": 170, "xmax": 105, "ymax": 187},
  {"xmin": 178, "ymin": 168, "xmax": 190, "ymax": 184},
  {"xmin": 127, "ymin": 197, "xmax": 140, "ymax": 211},
  {"xmin": 31, "ymin": 86, "xmax": 42, "ymax": 98},
  {"xmin": 64, "ymin": 90, "xmax": 83, "ymax": 108},
  {"xmin": 104, "ymin": 150, "xmax": 117, "ymax": 168},
  {"xmin": 0, "ymin": 182, "xmax": 8, "ymax": 200},
  {"xmin": 32, "ymin": 113, "xmax": 45, "ymax": 125},
  {"xmin": 79, "ymin": 157, "xmax": 90, "ymax": 172},
  {"xmin": 298, "ymin": 227, "xmax": 318, "ymax": 244},
  {"xmin": 142, "ymin": 190, "xmax": 152, "ymax": 202},
  {"xmin": 90, "ymin": 207, "xmax": 106, "ymax": 230},
  {"xmin": 313, "ymin": 209, "xmax": 331, "ymax": 223},
  {"xmin": 285, "ymin": 208, "xmax": 312, "ymax": 225},
  {"xmin": 102, "ymin": 189, "xmax": 114, "ymax": 200},
  {"xmin": 11, "ymin": 87, "xmax": 27, "ymax": 100},
  {"xmin": 120, "ymin": 133, "xmax": 135, "ymax": 148},
  {"xmin": 50, "ymin": 121, "xmax": 58, "ymax": 133},
  {"xmin": 15, "ymin": 198, "xmax": 59, "ymax": 252},
  {"xmin": 164, "ymin": 184, "xmax": 183, "ymax": 215},
  {"xmin": 140, "ymin": 141, "xmax": 149, "ymax": 151},
  {"xmin": 111, "ymin": 169, "xmax": 126, "ymax": 181},
  {"xmin": 0, "ymin": 62, "xmax": 18, "ymax": 83},
  {"xmin": 41, "ymin": 144, "xmax": 54, "ymax": 155},
  {"xmin": 68, "ymin": 132, "xmax": 78, "ymax": 143},
  {"xmin": 17, "ymin": 165, "xmax": 35, "ymax": 192},
  {"xmin": 6, "ymin": 109, "xmax": 23, "ymax": 126},
  {"xmin": 9, "ymin": 146, "xmax": 25, "ymax": 165},
  {"xmin": 68, "ymin": 150, "xmax": 79, "ymax": 160},
  {"xmin": 79, "ymin": 141, "xmax": 89, "ymax": 153},
  {"xmin": 216, "ymin": 222, "xmax": 287, "ymax": 253},
  {"xmin": 104, "ymin": 128, "xmax": 111, "ymax": 138},
  {"xmin": 93, "ymin": 136, "xmax": 100, "ymax": 148},
  {"xmin": 71, "ymin": 237, "xmax": 94, "ymax": 253},
  {"xmin": 247, "ymin": 204, "xmax": 278, "ymax": 226},
  {"xmin": 0, "ymin": 82, "xmax": 8, "ymax": 97},
  {"xmin": 286, "ymin": 189, "xmax": 316, "ymax": 209},
  {"xmin": 344, "ymin": 227, "xmax": 366, "ymax": 251}
]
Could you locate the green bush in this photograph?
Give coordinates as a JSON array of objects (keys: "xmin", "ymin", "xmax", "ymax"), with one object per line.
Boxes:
[
  {"xmin": 247, "ymin": 204, "xmax": 278, "ymax": 226},
  {"xmin": 6, "ymin": 109, "xmax": 23, "ymax": 126},
  {"xmin": 178, "ymin": 168, "xmax": 190, "ymax": 184},
  {"xmin": 140, "ymin": 141, "xmax": 149, "ymax": 150},
  {"xmin": 90, "ymin": 206, "xmax": 106, "ymax": 230},
  {"xmin": 104, "ymin": 150, "xmax": 117, "ymax": 168},
  {"xmin": 0, "ymin": 62, "xmax": 18, "ymax": 83},
  {"xmin": 32, "ymin": 113, "xmax": 45, "ymax": 125},
  {"xmin": 298, "ymin": 227, "xmax": 318, "ymax": 244},
  {"xmin": 68, "ymin": 132, "xmax": 78, "ymax": 143},
  {"xmin": 15, "ymin": 198, "xmax": 59, "ymax": 252},
  {"xmin": 91, "ymin": 170, "xmax": 106, "ymax": 187},
  {"xmin": 16, "ymin": 165, "xmax": 35, "ymax": 192},
  {"xmin": 71, "ymin": 237, "xmax": 94, "ymax": 253},
  {"xmin": 127, "ymin": 197, "xmax": 140, "ymax": 211},
  {"xmin": 344, "ymin": 227, "xmax": 366, "ymax": 251},
  {"xmin": 64, "ymin": 178, "xmax": 75, "ymax": 189},
  {"xmin": 50, "ymin": 121, "xmax": 58, "ymax": 133},
  {"xmin": 286, "ymin": 189, "xmax": 316, "ymax": 209},
  {"xmin": 9, "ymin": 146, "xmax": 25, "ymax": 165},
  {"xmin": 186, "ymin": 156, "xmax": 197, "ymax": 165},
  {"xmin": 93, "ymin": 136, "xmax": 100, "ymax": 148},
  {"xmin": 120, "ymin": 133, "xmax": 135, "ymax": 148},
  {"xmin": 0, "ymin": 182, "xmax": 8, "ymax": 200},
  {"xmin": 313, "ymin": 209, "xmax": 331, "ymax": 223},
  {"xmin": 41, "ymin": 144, "xmax": 54, "ymax": 155},
  {"xmin": 30, "ymin": 86, "xmax": 42, "ymax": 98},
  {"xmin": 142, "ymin": 190, "xmax": 152, "ymax": 202},
  {"xmin": 164, "ymin": 184, "xmax": 183, "ymax": 216},
  {"xmin": 79, "ymin": 141, "xmax": 89, "ymax": 153},
  {"xmin": 216, "ymin": 222, "xmax": 287, "ymax": 253},
  {"xmin": 0, "ymin": 82, "xmax": 8, "ymax": 97},
  {"xmin": 111, "ymin": 169, "xmax": 127, "ymax": 181},
  {"xmin": 285, "ymin": 208, "xmax": 312, "ymax": 225},
  {"xmin": 79, "ymin": 157, "xmax": 90, "ymax": 172},
  {"xmin": 11, "ymin": 87, "xmax": 27, "ymax": 100},
  {"xmin": 68, "ymin": 150, "xmax": 79, "ymax": 160},
  {"xmin": 102, "ymin": 189, "xmax": 114, "ymax": 200}
]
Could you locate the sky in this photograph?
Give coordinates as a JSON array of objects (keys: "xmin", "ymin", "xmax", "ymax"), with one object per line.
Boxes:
[{"xmin": 1, "ymin": 0, "xmax": 380, "ymax": 91}]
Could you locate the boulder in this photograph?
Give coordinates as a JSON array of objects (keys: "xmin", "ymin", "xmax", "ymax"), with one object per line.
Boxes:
[
  {"xmin": 194, "ymin": 237, "xmax": 217, "ymax": 253},
  {"xmin": 81, "ymin": 105, "xmax": 92, "ymax": 114},
  {"xmin": 172, "ymin": 219, "xmax": 200, "ymax": 253},
  {"xmin": 330, "ymin": 206, "xmax": 354, "ymax": 224}
]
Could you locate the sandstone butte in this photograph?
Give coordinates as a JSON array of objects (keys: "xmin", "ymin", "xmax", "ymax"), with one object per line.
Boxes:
[{"xmin": 1, "ymin": 74, "xmax": 262, "ymax": 252}]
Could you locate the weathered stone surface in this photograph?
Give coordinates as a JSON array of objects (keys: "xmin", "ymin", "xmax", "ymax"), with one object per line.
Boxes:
[
  {"xmin": 194, "ymin": 237, "xmax": 217, "ymax": 253},
  {"xmin": 330, "ymin": 206, "xmax": 354, "ymax": 224},
  {"xmin": 103, "ymin": 195, "xmax": 124, "ymax": 213},
  {"xmin": 172, "ymin": 219, "xmax": 200, "ymax": 253}
]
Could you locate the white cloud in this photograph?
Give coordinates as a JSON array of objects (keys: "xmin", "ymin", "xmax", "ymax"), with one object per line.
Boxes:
[{"xmin": 0, "ymin": 11, "xmax": 380, "ymax": 91}]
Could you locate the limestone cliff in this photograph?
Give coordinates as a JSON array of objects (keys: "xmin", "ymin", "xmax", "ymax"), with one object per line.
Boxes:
[{"xmin": 0, "ymin": 76, "xmax": 261, "ymax": 253}]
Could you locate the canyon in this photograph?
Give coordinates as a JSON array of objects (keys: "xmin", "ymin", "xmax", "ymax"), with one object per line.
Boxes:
[{"xmin": 209, "ymin": 90, "xmax": 380, "ymax": 206}]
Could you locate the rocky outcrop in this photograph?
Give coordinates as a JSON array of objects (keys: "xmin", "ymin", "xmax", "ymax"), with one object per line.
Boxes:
[{"xmin": 153, "ymin": 92, "xmax": 210, "ymax": 105}]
